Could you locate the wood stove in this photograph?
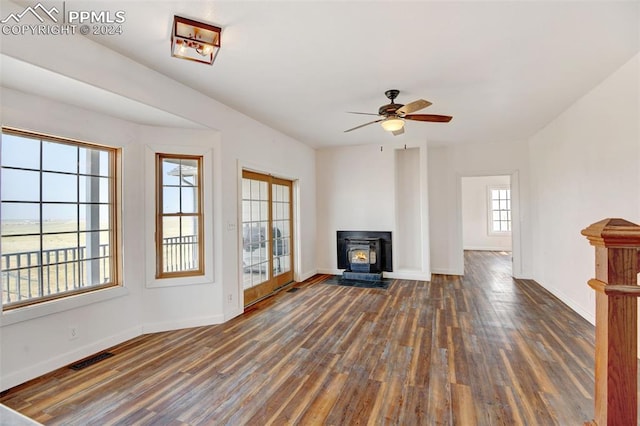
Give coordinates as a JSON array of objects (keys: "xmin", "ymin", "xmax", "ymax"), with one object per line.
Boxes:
[
  {"xmin": 345, "ymin": 238, "xmax": 382, "ymax": 273},
  {"xmin": 337, "ymin": 231, "xmax": 392, "ymax": 282},
  {"xmin": 336, "ymin": 231, "xmax": 392, "ymax": 272}
]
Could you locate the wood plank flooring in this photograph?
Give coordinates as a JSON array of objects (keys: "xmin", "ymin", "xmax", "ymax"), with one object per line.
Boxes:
[{"xmin": 0, "ymin": 251, "xmax": 619, "ymax": 424}]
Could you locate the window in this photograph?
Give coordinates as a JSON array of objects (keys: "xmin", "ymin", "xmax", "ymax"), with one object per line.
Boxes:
[
  {"xmin": 156, "ymin": 154, "xmax": 203, "ymax": 278},
  {"xmin": 489, "ymin": 186, "xmax": 511, "ymax": 233},
  {"xmin": 1, "ymin": 128, "xmax": 120, "ymax": 310}
]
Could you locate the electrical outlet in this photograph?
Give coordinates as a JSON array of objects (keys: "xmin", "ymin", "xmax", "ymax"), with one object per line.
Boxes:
[
  {"xmin": 69, "ymin": 325, "xmax": 79, "ymax": 341},
  {"xmin": 227, "ymin": 294, "xmax": 233, "ymax": 303}
]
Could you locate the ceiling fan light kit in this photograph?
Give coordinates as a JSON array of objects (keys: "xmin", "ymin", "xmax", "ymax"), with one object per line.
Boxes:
[
  {"xmin": 344, "ymin": 89, "xmax": 452, "ymax": 136},
  {"xmin": 171, "ymin": 15, "xmax": 221, "ymax": 65},
  {"xmin": 380, "ymin": 117, "xmax": 404, "ymax": 132}
]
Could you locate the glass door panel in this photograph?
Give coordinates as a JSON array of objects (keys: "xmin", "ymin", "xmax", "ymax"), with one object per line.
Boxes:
[
  {"xmin": 241, "ymin": 175, "xmax": 270, "ymax": 290},
  {"xmin": 272, "ymin": 179, "xmax": 293, "ymax": 286},
  {"xmin": 242, "ymin": 171, "xmax": 294, "ymax": 306}
]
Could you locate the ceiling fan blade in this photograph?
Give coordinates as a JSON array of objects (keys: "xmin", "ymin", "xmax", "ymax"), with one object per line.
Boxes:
[
  {"xmin": 397, "ymin": 99, "xmax": 432, "ymax": 115},
  {"xmin": 344, "ymin": 119, "xmax": 384, "ymax": 133},
  {"xmin": 392, "ymin": 127, "xmax": 405, "ymax": 136},
  {"xmin": 347, "ymin": 111, "xmax": 380, "ymax": 116},
  {"xmin": 405, "ymin": 114, "xmax": 453, "ymax": 123}
]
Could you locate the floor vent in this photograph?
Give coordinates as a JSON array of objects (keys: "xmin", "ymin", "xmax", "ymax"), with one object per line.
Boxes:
[
  {"xmin": 69, "ymin": 352, "xmax": 114, "ymax": 371},
  {"xmin": 286, "ymin": 288, "xmax": 300, "ymax": 293}
]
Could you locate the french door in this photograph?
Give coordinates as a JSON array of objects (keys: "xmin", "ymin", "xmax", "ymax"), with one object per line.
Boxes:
[{"xmin": 241, "ymin": 170, "xmax": 293, "ymax": 306}]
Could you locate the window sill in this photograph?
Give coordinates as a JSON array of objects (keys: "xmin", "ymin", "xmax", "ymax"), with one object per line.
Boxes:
[
  {"xmin": 488, "ymin": 231, "xmax": 512, "ymax": 237},
  {"xmin": 146, "ymin": 274, "xmax": 213, "ymax": 289},
  {"xmin": 1, "ymin": 285, "xmax": 129, "ymax": 327}
]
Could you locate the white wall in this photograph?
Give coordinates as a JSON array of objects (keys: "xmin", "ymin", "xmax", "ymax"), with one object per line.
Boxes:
[
  {"xmin": 428, "ymin": 141, "xmax": 531, "ymax": 277},
  {"xmin": 0, "ymin": 24, "xmax": 316, "ymax": 390},
  {"xmin": 0, "ymin": 88, "xmax": 145, "ymax": 391},
  {"xmin": 316, "ymin": 141, "xmax": 430, "ymax": 280},
  {"xmin": 529, "ymin": 53, "xmax": 640, "ymax": 323},
  {"xmin": 462, "ymin": 175, "xmax": 512, "ymax": 251}
]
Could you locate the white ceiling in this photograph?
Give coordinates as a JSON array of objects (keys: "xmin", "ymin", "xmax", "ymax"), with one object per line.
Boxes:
[{"xmin": 5, "ymin": 1, "xmax": 640, "ymax": 148}]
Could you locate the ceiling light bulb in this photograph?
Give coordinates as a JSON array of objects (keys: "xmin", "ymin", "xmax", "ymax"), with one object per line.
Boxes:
[
  {"xmin": 197, "ymin": 44, "xmax": 213, "ymax": 56},
  {"xmin": 380, "ymin": 118, "xmax": 404, "ymax": 132}
]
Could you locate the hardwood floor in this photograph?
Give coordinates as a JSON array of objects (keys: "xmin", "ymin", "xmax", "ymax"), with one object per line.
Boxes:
[{"xmin": 0, "ymin": 251, "xmax": 612, "ymax": 424}]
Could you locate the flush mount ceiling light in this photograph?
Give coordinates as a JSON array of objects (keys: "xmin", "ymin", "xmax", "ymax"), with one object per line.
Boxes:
[
  {"xmin": 380, "ymin": 117, "xmax": 405, "ymax": 132},
  {"xmin": 171, "ymin": 15, "xmax": 221, "ymax": 65}
]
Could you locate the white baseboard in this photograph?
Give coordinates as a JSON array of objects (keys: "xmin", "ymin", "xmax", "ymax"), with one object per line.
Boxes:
[
  {"xmin": 317, "ymin": 268, "xmax": 342, "ymax": 275},
  {"xmin": 316, "ymin": 269, "xmax": 432, "ymax": 281},
  {"xmin": 536, "ymin": 282, "xmax": 595, "ymax": 325},
  {"xmin": 384, "ymin": 271, "xmax": 431, "ymax": 281},
  {"xmin": 464, "ymin": 246, "xmax": 512, "ymax": 252},
  {"xmin": 512, "ymin": 272, "xmax": 533, "ymax": 280},
  {"xmin": 297, "ymin": 269, "xmax": 318, "ymax": 282},
  {"xmin": 430, "ymin": 268, "xmax": 463, "ymax": 276},
  {"xmin": 142, "ymin": 314, "xmax": 226, "ymax": 334},
  {"xmin": 224, "ymin": 308, "xmax": 244, "ymax": 322},
  {"xmin": 1, "ymin": 325, "xmax": 141, "ymax": 392}
]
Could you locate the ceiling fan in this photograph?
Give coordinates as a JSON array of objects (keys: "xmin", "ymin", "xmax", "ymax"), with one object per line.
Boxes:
[{"xmin": 344, "ymin": 89, "xmax": 452, "ymax": 136}]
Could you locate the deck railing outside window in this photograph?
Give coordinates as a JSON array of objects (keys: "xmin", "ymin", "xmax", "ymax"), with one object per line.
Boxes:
[
  {"xmin": 161, "ymin": 234, "xmax": 199, "ymax": 273},
  {"xmin": 2, "ymin": 235, "xmax": 197, "ymax": 305}
]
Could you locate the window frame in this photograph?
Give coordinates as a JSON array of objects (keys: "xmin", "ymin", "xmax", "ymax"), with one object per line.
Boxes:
[
  {"xmin": 155, "ymin": 153, "xmax": 204, "ymax": 279},
  {"xmin": 487, "ymin": 185, "xmax": 512, "ymax": 235},
  {"xmin": 1, "ymin": 127, "xmax": 121, "ymax": 311}
]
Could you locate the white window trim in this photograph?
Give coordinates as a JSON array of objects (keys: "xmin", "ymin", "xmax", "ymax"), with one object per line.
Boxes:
[
  {"xmin": 487, "ymin": 185, "xmax": 512, "ymax": 236},
  {"xmin": 144, "ymin": 145, "xmax": 214, "ymax": 288}
]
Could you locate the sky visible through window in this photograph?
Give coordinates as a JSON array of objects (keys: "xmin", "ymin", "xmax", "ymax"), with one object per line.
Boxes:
[
  {"xmin": 1, "ymin": 132, "xmax": 120, "ymax": 306},
  {"xmin": 161, "ymin": 158, "xmax": 197, "ymax": 215},
  {"xmin": 1, "ymin": 133, "xmax": 111, "ymax": 222}
]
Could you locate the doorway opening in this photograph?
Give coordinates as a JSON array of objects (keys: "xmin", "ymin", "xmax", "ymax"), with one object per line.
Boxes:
[
  {"xmin": 241, "ymin": 170, "xmax": 294, "ymax": 306},
  {"xmin": 461, "ymin": 175, "xmax": 512, "ymax": 276}
]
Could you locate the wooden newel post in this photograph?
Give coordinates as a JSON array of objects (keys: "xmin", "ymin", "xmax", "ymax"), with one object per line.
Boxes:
[{"xmin": 581, "ymin": 218, "xmax": 640, "ymax": 425}]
